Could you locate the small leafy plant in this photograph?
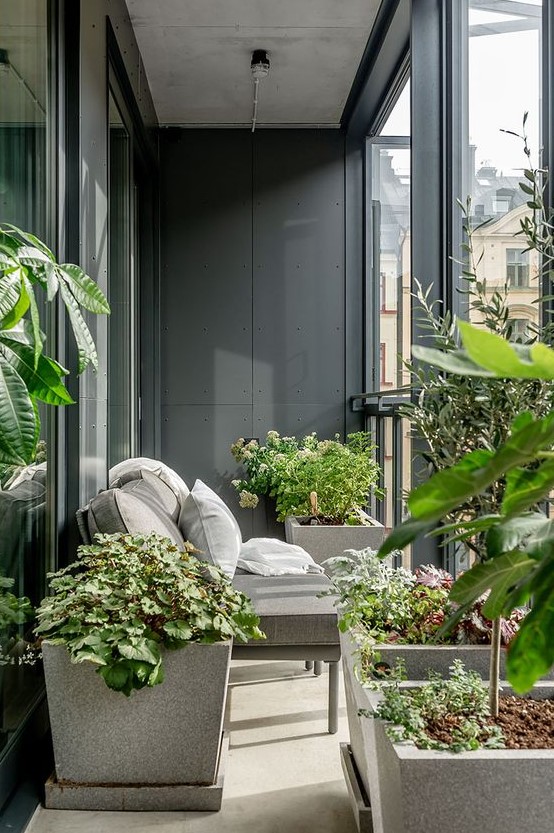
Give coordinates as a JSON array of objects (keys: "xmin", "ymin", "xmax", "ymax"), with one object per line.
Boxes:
[
  {"xmin": 325, "ymin": 548, "xmax": 524, "ymax": 667},
  {"xmin": 230, "ymin": 430, "xmax": 383, "ymax": 524},
  {"xmin": 374, "ymin": 660, "xmax": 505, "ymax": 752},
  {"xmin": 0, "ymin": 224, "xmax": 110, "ymax": 465},
  {"xmin": 35, "ymin": 532, "xmax": 264, "ymax": 696}
]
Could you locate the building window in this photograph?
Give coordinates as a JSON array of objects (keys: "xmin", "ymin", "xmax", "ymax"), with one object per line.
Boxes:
[
  {"xmin": 510, "ymin": 318, "xmax": 530, "ymax": 340},
  {"xmin": 506, "ymin": 249, "xmax": 529, "ymax": 288}
]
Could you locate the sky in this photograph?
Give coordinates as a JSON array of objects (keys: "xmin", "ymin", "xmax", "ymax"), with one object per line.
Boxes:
[{"xmin": 380, "ymin": 3, "xmax": 542, "ymax": 178}]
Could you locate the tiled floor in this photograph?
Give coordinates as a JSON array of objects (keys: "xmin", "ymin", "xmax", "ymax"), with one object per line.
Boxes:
[{"xmin": 27, "ymin": 660, "xmax": 356, "ymax": 833}]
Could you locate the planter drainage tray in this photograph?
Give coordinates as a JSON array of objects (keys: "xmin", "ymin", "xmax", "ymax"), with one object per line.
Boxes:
[
  {"xmin": 44, "ymin": 733, "xmax": 229, "ymax": 812},
  {"xmin": 340, "ymin": 743, "xmax": 374, "ymax": 833}
]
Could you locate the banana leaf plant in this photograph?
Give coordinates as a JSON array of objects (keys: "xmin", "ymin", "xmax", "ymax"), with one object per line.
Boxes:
[
  {"xmin": 378, "ymin": 321, "xmax": 554, "ymax": 711},
  {"xmin": 0, "ymin": 225, "xmax": 110, "ymax": 466}
]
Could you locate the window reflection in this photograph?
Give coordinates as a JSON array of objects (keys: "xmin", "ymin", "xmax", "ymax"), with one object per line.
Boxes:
[
  {"xmin": 0, "ymin": 0, "xmax": 49, "ymax": 756},
  {"xmin": 467, "ymin": 0, "xmax": 541, "ymax": 333},
  {"xmin": 108, "ymin": 89, "xmax": 135, "ymax": 466}
]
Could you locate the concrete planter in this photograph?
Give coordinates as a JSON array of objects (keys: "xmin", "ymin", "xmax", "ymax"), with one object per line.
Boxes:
[
  {"xmin": 285, "ymin": 512, "xmax": 384, "ymax": 566},
  {"xmin": 341, "ymin": 631, "xmax": 554, "ymax": 832},
  {"xmin": 42, "ymin": 640, "xmax": 231, "ymax": 787},
  {"xmin": 367, "ymin": 684, "xmax": 554, "ymax": 833}
]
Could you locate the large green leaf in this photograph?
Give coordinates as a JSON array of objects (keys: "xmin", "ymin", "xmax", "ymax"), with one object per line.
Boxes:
[
  {"xmin": 1, "ymin": 320, "xmax": 44, "ymax": 347},
  {"xmin": 377, "ymin": 516, "xmax": 436, "ymax": 558},
  {"xmin": 486, "ymin": 512, "xmax": 548, "ymax": 558},
  {"xmin": 1, "ymin": 271, "xmax": 30, "ymax": 331},
  {"xmin": 59, "ymin": 264, "xmax": 110, "ymax": 314},
  {"xmin": 407, "ymin": 449, "xmax": 493, "ymax": 520},
  {"xmin": 2, "ymin": 224, "xmax": 55, "ymax": 260},
  {"xmin": 524, "ymin": 518, "xmax": 554, "ymax": 559},
  {"xmin": 502, "ymin": 461, "xmax": 554, "ymax": 516},
  {"xmin": 450, "ymin": 550, "xmax": 535, "ymax": 614},
  {"xmin": 17, "ymin": 245, "xmax": 51, "ymax": 265},
  {"xmin": 22, "ymin": 276, "xmax": 42, "ymax": 368},
  {"xmin": 406, "ymin": 413, "xmax": 554, "ymax": 523},
  {"xmin": 0, "ymin": 357, "xmax": 39, "ymax": 464},
  {"xmin": 458, "ymin": 320, "xmax": 554, "ymax": 380},
  {"xmin": 411, "ymin": 345, "xmax": 495, "ymax": 377},
  {"xmin": 0, "ymin": 341, "xmax": 73, "ymax": 405},
  {"xmin": 506, "ymin": 554, "xmax": 554, "ymax": 692},
  {"xmin": 59, "ymin": 280, "xmax": 98, "ymax": 373},
  {"xmin": 0, "ymin": 269, "xmax": 23, "ymax": 322}
]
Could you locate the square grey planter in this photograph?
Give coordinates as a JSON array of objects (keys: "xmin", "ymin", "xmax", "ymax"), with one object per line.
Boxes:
[
  {"xmin": 341, "ymin": 633, "xmax": 554, "ymax": 833},
  {"xmin": 285, "ymin": 512, "xmax": 384, "ymax": 566},
  {"xmin": 368, "ymin": 683, "xmax": 554, "ymax": 833},
  {"xmin": 42, "ymin": 639, "xmax": 231, "ymax": 787}
]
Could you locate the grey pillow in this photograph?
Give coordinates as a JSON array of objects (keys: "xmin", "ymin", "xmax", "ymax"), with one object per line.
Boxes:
[
  {"xmin": 179, "ymin": 480, "xmax": 241, "ymax": 578},
  {"xmin": 109, "ymin": 457, "xmax": 189, "ymax": 509},
  {"xmin": 87, "ymin": 489, "xmax": 184, "ymax": 549},
  {"xmin": 120, "ymin": 470, "xmax": 180, "ymax": 521}
]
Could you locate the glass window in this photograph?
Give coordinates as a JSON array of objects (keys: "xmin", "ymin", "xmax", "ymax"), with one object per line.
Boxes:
[
  {"xmin": 466, "ymin": 0, "xmax": 541, "ymax": 328},
  {"xmin": 0, "ymin": 0, "xmax": 50, "ymax": 758},
  {"xmin": 380, "ymin": 79, "xmax": 410, "ymax": 137},
  {"xmin": 506, "ymin": 248, "xmax": 529, "ymax": 287},
  {"xmin": 366, "ymin": 81, "xmax": 412, "ymax": 551},
  {"xmin": 108, "ymin": 88, "xmax": 136, "ymax": 467}
]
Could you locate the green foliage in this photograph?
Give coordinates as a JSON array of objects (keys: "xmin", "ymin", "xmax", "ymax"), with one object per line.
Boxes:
[
  {"xmin": 402, "ymin": 191, "xmax": 554, "ymax": 561},
  {"xmin": 374, "ymin": 660, "xmax": 505, "ymax": 752},
  {"xmin": 0, "ymin": 225, "xmax": 110, "ymax": 465},
  {"xmin": 325, "ymin": 548, "xmax": 523, "ymax": 670},
  {"xmin": 230, "ymin": 430, "xmax": 383, "ymax": 524},
  {"xmin": 379, "ymin": 325, "xmax": 554, "ymax": 692},
  {"xmin": 0, "ymin": 575, "xmax": 33, "ymax": 630},
  {"xmin": 35, "ymin": 532, "xmax": 264, "ymax": 696}
]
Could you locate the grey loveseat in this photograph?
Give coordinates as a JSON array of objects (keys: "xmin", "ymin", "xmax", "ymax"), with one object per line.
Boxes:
[{"xmin": 77, "ymin": 459, "xmax": 340, "ymax": 733}]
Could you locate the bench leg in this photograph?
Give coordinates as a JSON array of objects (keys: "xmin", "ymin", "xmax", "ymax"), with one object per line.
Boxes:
[
  {"xmin": 314, "ymin": 660, "xmax": 323, "ymax": 676},
  {"xmin": 328, "ymin": 661, "xmax": 339, "ymax": 734},
  {"xmin": 305, "ymin": 660, "xmax": 314, "ymax": 671}
]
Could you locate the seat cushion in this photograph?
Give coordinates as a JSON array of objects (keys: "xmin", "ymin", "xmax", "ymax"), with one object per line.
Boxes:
[
  {"xmin": 109, "ymin": 457, "xmax": 189, "ymax": 510},
  {"xmin": 233, "ymin": 574, "xmax": 339, "ymax": 646},
  {"xmin": 86, "ymin": 489, "xmax": 184, "ymax": 548},
  {"xmin": 179, "ymin": 480, "xmax": 241, "ymax": 578}
]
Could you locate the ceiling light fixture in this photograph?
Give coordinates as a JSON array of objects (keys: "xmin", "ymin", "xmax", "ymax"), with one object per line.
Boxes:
[{"xmin": 250, "ymin": 49, "xmax": 270, "ymax": 133}]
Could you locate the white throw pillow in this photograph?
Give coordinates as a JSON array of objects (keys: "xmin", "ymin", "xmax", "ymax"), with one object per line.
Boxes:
[
  {"xmin": 238, "ymin": 538, "xmax": 324, "ymax": 576},
  {"xmin": 109, "ymin": 457, "xmax": 190, "ymax": 509},
  {"xmin": 179, "ymin": 480, "xmax": 242, "ymax": 578}
]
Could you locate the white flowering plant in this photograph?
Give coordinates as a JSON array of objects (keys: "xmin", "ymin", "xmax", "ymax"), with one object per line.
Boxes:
[{"xmin": 230, "ymin": 430, "xmax": 383, "ymax": 524}]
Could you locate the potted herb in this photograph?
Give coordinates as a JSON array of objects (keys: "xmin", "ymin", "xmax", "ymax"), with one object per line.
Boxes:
[
  {"xmin": 230, "ymin": 430, "xmax": 385, "ymax": 563},
  {"xmin": 36, "ymin": 532, "xmax": 263, "ymax": 809}
]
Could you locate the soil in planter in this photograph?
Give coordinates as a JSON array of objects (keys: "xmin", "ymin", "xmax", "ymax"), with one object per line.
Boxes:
[
  {"xmin": 299, "ymin": 515, "xmax": 343, "ymax": 526},
  {"xmin": 426, "ymin": 696, "xmax": 554, "ymax": 749}
]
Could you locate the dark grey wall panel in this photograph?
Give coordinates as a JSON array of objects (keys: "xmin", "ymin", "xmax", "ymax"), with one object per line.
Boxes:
[
  {"xmin": 253, "ymin": 131, "xmax": 345, "ymax": 407},
  {"xmin": 160, "ymin": 129, "xmax": 352, "ymax": 538},
  {"xmin": 161, "ymin": 131, "xmax": 253, "ymax": 407},
  {"xmin": 161, "ymin": 404, "xmax": 254, "ymax": 540},
  {"xmin": 252, "ymin": 403, "xmax": 345, "ymax": 443}
]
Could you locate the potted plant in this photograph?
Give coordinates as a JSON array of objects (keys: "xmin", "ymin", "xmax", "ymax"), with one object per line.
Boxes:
[
  {"xmin": 325, "ymin": 547, "xmax": 526, "ymax": 818},
  {"xmin": 230, "ymin": 430, "xmax": 385, "ymax": 563},
  {"xmin": 371, "ymin": 323, "xmax": 554, "ymax": 833},
  {"xmin": 35, "ymin": 531, "xmax": 263, "ymax": 811}
]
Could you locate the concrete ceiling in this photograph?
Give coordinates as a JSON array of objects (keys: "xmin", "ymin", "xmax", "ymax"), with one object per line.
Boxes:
[{"xmin": 125, "ymin": 0, "xmax": 382, "ymax": 127}]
